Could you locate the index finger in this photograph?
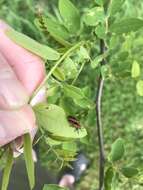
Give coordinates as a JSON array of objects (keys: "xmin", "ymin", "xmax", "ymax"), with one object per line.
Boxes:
[{"xmin": 0, "ymin": 20, "xmax": 45, "ymax": 95}]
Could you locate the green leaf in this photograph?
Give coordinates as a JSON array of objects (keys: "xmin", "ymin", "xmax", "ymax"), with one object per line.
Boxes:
[
  {"xmin": 43, "ymin": 184, "xmax": 68, "ymax": 190},
  {"xmin": 109, "ymin": 138, "xmax": 125, "ymax": 162},
  {"xmin": 95, "ymin": 24, "xmax": 106, "ymax": 39},
  {"xmin": 136, "ymin": 80, "xmax": 143, "ymax": 96},
  {"xmin": 95, "ymin": 0, "xmax": 103, "ymax": 6},
  {"xmin": 59, "ymin": 97, "xmax": 76, "ymax": 115},
  {"xmin": 110, "ymin": 18, "xmax": 143, "ymax": 34},
  {"xmin": 53, "ymin": 67, "xmax": 66, "ymax": 81},
  {"xmin": 6, "ymin": 29, "xmax": 60, "ymax": 60},
  {"xmin": 91, "ymin": 54, "xmax": 104, "ymax": 69},
  {"xmin": 112, "ymin": 172, "xmax": 119, "ymax": 190},
  {"xmin": 35, "ymin": 17, "xmax": 71, "ymax": 47},
  {"xmin": 24, "ymin": 133, "xmax": 35, "ymax": 190},
  {"xmin": 41, "ymin": 17, "xmax": 70, "ymax": 40},
  {"xmin": 63, "ymin": 84, "xmax": 93, "ymax": 108},
  {"xmin": 1, "ymin": 148, "xmax": 13, "ymax": 190},
  {"xmin": 105, "ymin": 167, "xmax": 114, "ymax": 190},
  {"xmin": 101, "ymin": 65, "xmax": 110, "ymax": 79},
  {"xmin": 83, "ymin": 7, "xmax": 105, "ymax": 26},
  {"xmin": 62, "ymin": 142, "xmax": 77, "ymax": 152},
  {"xmin": 109, "ymin": 0, "xmax": 124, "ymax": 16},
  {"xmin": 59, "ymin": 0, "xmax": 80, "ymax": 33},
  {"xmin": 79, "ymin": 46, "xmax": 90, "ymax": 60},
  {"xmin": 63, "ymin": 84, "xmax": 85, "ymax": 100},
  {"xmin": 62, "ymin": 57, "xmax": 78, "ymax": 79},
  {"xmin": 131, "ymin": 61, "xmax": 140, "ymax": 78},
  {"xmin": 46, "ymin": 137, "xmax": 62, "ymax": 146},
  {"xmin": 74, "ymin": 98, "xmax": 93, "ymax": 109},
  {"xmin": 33, "ymin": 103, "xmax": 87, "ymax": 139},
  {"xmin": 46, "ymin": 85, "xmax": 60, "ymax": 97},
  {"xmin": 121, "ymin": 167, "xmax": 139, "ymax": 178}
]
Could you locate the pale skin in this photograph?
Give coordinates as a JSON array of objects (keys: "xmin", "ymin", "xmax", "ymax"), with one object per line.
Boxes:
[{"xmin": 0, "ymin": 20, "xmax": 45, "ymax": 147}]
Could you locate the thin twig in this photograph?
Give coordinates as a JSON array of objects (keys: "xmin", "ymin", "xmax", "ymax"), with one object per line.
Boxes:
[
  {"xmin": 95, "ymin": 39, "xmax": 107, "ymax": 190},
  {"xmin": 71, "ymin": 60, "xmax": 86, "ymax": 85}
]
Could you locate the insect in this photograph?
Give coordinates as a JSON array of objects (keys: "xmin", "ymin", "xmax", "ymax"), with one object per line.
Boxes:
[
  {"xmin": 35, "ymin": 8, "xmax": 49, "ymax": 36},
  {"xmin": 68, "ymin": 116, "xmax": 82, "ymax": 133}
]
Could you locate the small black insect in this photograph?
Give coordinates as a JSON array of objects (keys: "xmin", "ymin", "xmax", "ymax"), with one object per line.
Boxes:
[{"xmin": 68, "ymin": 116, "xmax": 81, "ymax": 132}]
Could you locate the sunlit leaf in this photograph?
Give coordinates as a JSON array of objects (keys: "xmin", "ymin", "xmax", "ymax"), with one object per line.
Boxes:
[
  {"xmin": 62, "ymin": 142, "xmax": 77, "ymax": 152},
  {"xmin": 59, "ymin": 0, "xmax": 80, "ymax": 33},
  {"xmin": 46, "ymin": 137, "xmax": 62, "ymax": 146},
  {"xmin": 79, "ymin": 46, "xmax": 90, "ymax": 60},
  {"xmin": 35, "ymin": 17, "xmax": 71, "ymax": 47},
  {"xmin": 63, "ymin": 84, "xmax": 84, "ymax": 100},
  {"xmin": 53, "ymin": 67, "xmax": 66, "ymax": 81},
  {"xmin": 6, "ymin": 29, "xmax": 60, "ymax": 60},
  {"xmin": 41, "ymin": 17, "xmax": 70, "ymax": 40},
  {"xmin": 131, "ymin": 61, "xmax": 140, "ymax": 78},
  {"xmin": 136, "ymin": 80, "xmax": 143, "ymax": 96},
  {"xmin": 33, "ymin": 103, "xmax": 87, "ymax": 139},
  {"xmin": 62, "ymin": 57, "xmax": 78, "ymax": 79},
  {"xmin": 83, "ymin": 7, "xmax": 105, "ymax": 26}
]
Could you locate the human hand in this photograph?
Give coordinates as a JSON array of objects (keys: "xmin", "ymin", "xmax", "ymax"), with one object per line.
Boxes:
[{"xmin": 0, "ymin": 20, "xmax": 45, "ymax": 147}]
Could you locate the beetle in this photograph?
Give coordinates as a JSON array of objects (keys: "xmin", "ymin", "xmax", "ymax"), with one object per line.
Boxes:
[{"xmin": 68, "ymin": 116, "xmax": 81, "ymax": 133}]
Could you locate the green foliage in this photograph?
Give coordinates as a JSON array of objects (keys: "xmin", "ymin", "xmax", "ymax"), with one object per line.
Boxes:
[
  {"xmin": 6, "ymin": 29, "xmax": 60, "ymax": 60},
  {"xmin": 104, "ymin": 167, "xmax": 114, "ymax": 190},
  {"xmin": 1, "ymin": 148, "xmax": 13, "ymax": 190},
  {"xmin": 91, "ymin": 54, "xmax": 105, "ymax": 69},
  {"xmin": 24, "ymin": 133, "xmax": 35, "ymax": 190},
  {"xmin": 109, "ymin": 138, "xmax": 125, "ymax": 162},
  {"xmin": 59, "ymin": 0, "xmax": 80, "ymax": 33},
  {"xmin": 63, "ymin": 84, "xmax": 93, "ymax": 108},
  {"xmin": 83, "ymin": 7, "xmax": 105, "ymax": 26},
  {"xmin": 35, "ymin": 16, "xmax": 71, "ymax": 47},
  {"xmin": 136, "ymin": 80, "xmax": 143, "ymax": 96},
  {"xmin": 95, "ymin": 24, "xmax": 106, "ymax": 39},
  {"xmin": 108, "ymin": 0, "xmax": 124, "ymax": 16},
  {"xmin": 121, "ymin": 166, "xmax": 139, "ymax": 178},
  {"xmin": 131, "ymin": 61, "xmax": 140, "ymax": 78},
  {"xmin": 33, "ymin": 103, "xmax": 87, "ymax": 139},
  {"xmin": 110, "ymin": 18, "xmax": 143, "ymax": 34},
  {"xmin": 43, "ymin": 184, "xmax": 68, "ymax": 190}
]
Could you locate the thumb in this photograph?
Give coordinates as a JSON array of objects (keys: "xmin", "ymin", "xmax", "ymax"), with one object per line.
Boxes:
[{"xmin": 0, "ymin": 53, "xmax": 29, "ymax": 110}]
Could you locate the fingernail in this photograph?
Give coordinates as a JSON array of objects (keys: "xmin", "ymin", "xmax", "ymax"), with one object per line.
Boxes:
[{"xmin": 30, "ymin": 87, "xmax": 46, "ymax": 106}]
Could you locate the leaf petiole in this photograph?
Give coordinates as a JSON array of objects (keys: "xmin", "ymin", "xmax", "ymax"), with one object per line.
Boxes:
[{"xmin": 30, "ymin": 41, "xmax": 83, "ymax": 101}]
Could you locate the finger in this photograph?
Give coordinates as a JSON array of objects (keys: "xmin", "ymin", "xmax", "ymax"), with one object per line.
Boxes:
[
  {"xmin": 0, "ymin": 105, "xmax": 36, "ymax": 147},
  {"xmin": 0, "ymin": 20, "xmax": 45, "ymax": 95},
  {"xmin": 0, "ymin": 53, "xmax": 29, "ymax": 109}
]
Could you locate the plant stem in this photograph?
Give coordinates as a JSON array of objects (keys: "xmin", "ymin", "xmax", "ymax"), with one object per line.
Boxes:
[
  {"xmin": 30, "ymin": 41, "xmax": 83, "ymax": 101},
  {"xmin": 71, "ymin": 60, "xmax": 85, "ymax": 85},
  {"xmin": 96, "ymin": 39, "xmax": 107, "ymax": 190}
]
